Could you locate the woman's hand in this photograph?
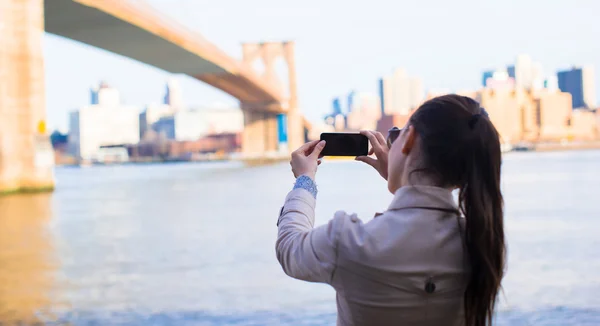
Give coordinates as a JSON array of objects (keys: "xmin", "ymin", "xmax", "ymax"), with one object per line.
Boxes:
[
  {"xmin": 290, "ymin": 140, "xmax": 326, "ymax": 180},
  {"xmin": 355, "ymin": 130, "xmax": 389, "ymax": 180}
]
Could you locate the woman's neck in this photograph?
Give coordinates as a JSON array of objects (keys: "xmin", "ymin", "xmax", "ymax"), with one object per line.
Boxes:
[{"xmin": 400, "ymin": 170, "xmax": 450, "ymax": 189}]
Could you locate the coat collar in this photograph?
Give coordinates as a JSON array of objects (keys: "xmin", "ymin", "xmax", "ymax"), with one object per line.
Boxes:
[{"xmin": 387, "ymin": 185, "xmax": 459, "ymax": 213}]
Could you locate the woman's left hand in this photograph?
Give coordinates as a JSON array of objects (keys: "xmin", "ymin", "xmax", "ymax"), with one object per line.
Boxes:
[{"xmin": 290, "ymin": 140, "xmax": 326, "ymax": 180}]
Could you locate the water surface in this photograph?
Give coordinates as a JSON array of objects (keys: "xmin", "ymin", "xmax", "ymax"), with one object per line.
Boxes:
[{"xmin": 0, "ymin": 150, "xmax": 599, "ymax": 325}]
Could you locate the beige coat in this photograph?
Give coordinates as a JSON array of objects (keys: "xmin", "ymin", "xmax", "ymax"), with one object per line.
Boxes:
[{"xmin": 276, "ymin": 185, "xmax": 469, "ymax": 326}]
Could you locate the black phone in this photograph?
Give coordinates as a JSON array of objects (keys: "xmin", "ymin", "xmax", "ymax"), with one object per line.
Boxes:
[{"xmin": 319, "ymin": 133, "xmax": 368, "ymax": 156}]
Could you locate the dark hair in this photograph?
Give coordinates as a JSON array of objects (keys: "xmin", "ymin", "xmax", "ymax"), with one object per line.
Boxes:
[{"xmin": 408, "ymin": 94, "xmax": 505, "ymax": 326}]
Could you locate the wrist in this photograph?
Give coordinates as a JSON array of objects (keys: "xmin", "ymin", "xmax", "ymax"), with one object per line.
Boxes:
[
  {"xmin": 299, "ymin": 173, "xmax": 315, "ymax": 181},
  {"xmin": 293, "ymin": 174, "xmax": 318, "ymax": 198}
]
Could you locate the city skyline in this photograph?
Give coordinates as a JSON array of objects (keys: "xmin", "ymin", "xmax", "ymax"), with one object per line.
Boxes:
[
  {"xmin": 45, "ymin": 0, "xmax": 600, "ymax": 131},
  {"xmin": 67, "ymin": 81, "xmax": 245, "ymax": 163}
]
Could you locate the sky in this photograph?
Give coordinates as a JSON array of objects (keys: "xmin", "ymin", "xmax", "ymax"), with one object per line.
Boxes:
[{"xmin": 44, "ymin": 0, "xmax": 599, "ymax": 132}]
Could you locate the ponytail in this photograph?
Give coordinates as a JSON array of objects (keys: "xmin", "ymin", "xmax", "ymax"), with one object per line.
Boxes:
[
  {"xmin": 459, "ymin": 115, "xmax": 505, "ymax": 326},
  {"xmin": 409, "ymin": 95, "xmax": 506, "ymax": 326}
]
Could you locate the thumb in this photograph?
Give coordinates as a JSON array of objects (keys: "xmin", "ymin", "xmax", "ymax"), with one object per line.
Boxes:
[
  {"xmin": 355, "ymin": 156, "xmax": 377, "ymax": 168},
  {"xmin": 310, "ymin": 140, "xmax": 326, "ymax": 159}
]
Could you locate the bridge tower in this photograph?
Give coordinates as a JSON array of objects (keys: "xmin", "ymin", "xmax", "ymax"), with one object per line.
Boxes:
[
  {"xmin": 0, "ymin": 0, "xmax": 54, "ymax": 194},
  {"xmin": 240, "ymin": 41, "xmax": 304, "ymax": 157}
]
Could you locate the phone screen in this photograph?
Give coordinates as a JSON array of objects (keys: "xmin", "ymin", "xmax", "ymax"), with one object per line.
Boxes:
[{"xmin": 319, "ymin": 133, "xmax": 368, "ymax": 156}]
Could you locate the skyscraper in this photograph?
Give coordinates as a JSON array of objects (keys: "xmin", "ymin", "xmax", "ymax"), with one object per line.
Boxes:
[
  {"xmin": 531, "ymin": 62, "xmax": 544, "ymax": 91},
  {"xmin": 345, "ymin": 92, "xmax": 381, "ymax": 131},
  {"xmin": 482, "ymin": 70, "xmax": 494, "ymax": 87},
  {"xmin": 506, "ymin": 65, "xmax": 515, "ymax": 79},
  {"xmin": 347, "ymin": 91, "xmax": 357, "ymax": 113},
  {"xmin": 544, "ymin": 76, "xmax": 559, "ymax": 92},
  {"xmin": 379, "ymin": 76, "xmax": 394, "ymax": 115},
  {"xmin": 332, "ymin": 97, "xmax": 342, "ymax": 115},
  {"xmin": 582, "ymin": 66, "xmax": 597, "ymax": 108},
  {"xmin": 409, "ymin": 77, "xmax": 424, "ymax": 109},
  {"xmin": 69, "ymin": 84, "xmax": 139, "ymax": 161},
  {"xmin": 557, "ymin": 66, "xmax": 597, "ymax": 109},
  {"xmin": 391, "ymin": 68, "xmax": 411, "ymax": 115},
  {"xmin": 515, "ymin": 54, "xmax": 533, "ymax": 89},
  {"xmin": 378, "ymin": 78, "xmax": 385, "ymax": 114},
  {"xmin": 379, "ymin": 68, "xmax": 422, "ymax": 115},
  {"xmin": 90, "ymin": 81, "xmax": 115, "ymax": 105},
  {"xmin": 90, "ymin": 87, "xmax": 99, "ymax": 105},
  {"xmin": 163, "ymin": 78, "xmax": 184, "ymax": 110}
]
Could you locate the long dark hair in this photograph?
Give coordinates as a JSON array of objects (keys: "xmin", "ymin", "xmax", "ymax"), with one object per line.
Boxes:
[{"xmin": 408, "ymin": 94, "xmax": 505, "ymax": 326}]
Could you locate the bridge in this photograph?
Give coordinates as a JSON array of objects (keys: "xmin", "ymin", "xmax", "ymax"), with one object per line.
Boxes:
[{"xmin": 0, "ymin": 0, "xmax": 305, "ymax": 193}]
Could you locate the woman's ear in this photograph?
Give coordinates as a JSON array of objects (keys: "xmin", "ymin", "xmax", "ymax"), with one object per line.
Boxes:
[{"xmin": 402, "ymin": 125, "xmax": 416, "ymax": 155}]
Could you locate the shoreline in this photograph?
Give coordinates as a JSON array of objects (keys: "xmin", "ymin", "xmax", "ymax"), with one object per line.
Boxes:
[
  {"xmin": 52, "ymin": 141, "xmax": 600, "ymax": 168},
  {"xmin": 529, "ymin": 141, "xmax": 600, "ymax": 153}
]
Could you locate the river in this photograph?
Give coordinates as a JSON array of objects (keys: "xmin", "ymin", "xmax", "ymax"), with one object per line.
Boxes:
[{"xmin": 0, "ymin": 150, "xmax": 599, "ymax": 325}]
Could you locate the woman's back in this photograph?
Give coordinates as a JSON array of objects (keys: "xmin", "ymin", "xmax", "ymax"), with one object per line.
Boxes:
[{"xmin": 330, "ymin": 186, "xmax": 468, "ymax": 325}]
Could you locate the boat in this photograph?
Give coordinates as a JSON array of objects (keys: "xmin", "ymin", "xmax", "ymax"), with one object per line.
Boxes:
[{"xmin": 513, "ymin": 142, "xmax": 535, "ymax": 152}]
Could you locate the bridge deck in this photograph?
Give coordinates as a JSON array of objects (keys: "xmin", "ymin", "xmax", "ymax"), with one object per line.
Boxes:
[{"xmin": 44, "ymin": 0, "xmax": 281, "ymax": 105}]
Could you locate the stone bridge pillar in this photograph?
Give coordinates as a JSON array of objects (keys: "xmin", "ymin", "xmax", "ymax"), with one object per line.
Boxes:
[
  {"xmin": 241, "ymin": 109, "xmax": 279, "ymax": 156},
  {"xmin": 0, "ymin": 0, "xmax": 54, "ymax": 194},
  {"xmin": 241, "ymin": 41, "xmax": 304, "ymax": 157}
]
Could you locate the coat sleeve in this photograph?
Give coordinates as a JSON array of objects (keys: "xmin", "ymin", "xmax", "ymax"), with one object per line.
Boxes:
[{"xmin": 275, "ymin": 188, "xmax": 347, "ymax": 284}]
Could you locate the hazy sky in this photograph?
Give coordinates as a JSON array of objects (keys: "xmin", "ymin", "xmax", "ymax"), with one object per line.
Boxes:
[{"xmin": 44, "ymin": 0, "xmax": 599, "ymax": 132}]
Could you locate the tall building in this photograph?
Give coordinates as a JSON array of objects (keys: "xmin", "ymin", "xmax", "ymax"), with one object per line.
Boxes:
[
  {"xmin": 536, "ymin": 90, "xmax": 572, "ymax": 140},
  {"xmin": 544, "ymin": 76, "xmax": 559, "ymax": 92},
  {"xmin": 90, "ymin": 87, "xmax": 99, "ymax": 105},
  {"xmin": 139, "ymin": 104, "xmax": 173, "ymax": 139},
  {"xmin": 531, "ymin": 62, "xmax": 544, "ymax": 91},
  {"xmin": 391, "ymin": 68, "xmax": 411, "ymax": 115},
  {"xmin": 163, "ymin": 78, "xmax": 184, "ymax": 110},
  {"xmin": 409, "ymin": 77, "xmax": 424, "ymax": 109},
  {"xmin": 479, "ymin": 87, "xmax": 530, "ymax": 143},
  {"xmin": 331, "ymin": 97, "xmax": 342, "ymax": 116},
  {"xmin": 379, "ymin": 76, "xmax": 393, "ymax": 115},
  {"xmin": 478, "ymin": 87, "xmax": 579, "ymax": 143},
  {"xmin": 482, "ymin": 70, "xmax": 494, "ymax": 87},
  {"xmin": 515, "ymin": 54, "xmax": 533, "ymax": 89},
  {"xmin": 506, "ymin": 65, "xmax": 515, "ymax": 79},
  {"xmin": 557, "ymin": 66, "xmax": 597, "ymax": 109},
  {"xmin": 90, "ymin": 81, "xmax": 119, "ymax": 107},
  {"xmin": 582, "ymin": 67, "xmax": 596, "ymax": 108},
  {"xmin": 345, "ymin": 92, "xmax": 381, "ymax": 131},
  {"xmin": 69, "ymin": 83, "xmax": 139, "ymax": 161},
  {"xmin": 347, "ymin": 91, "xmax": 356, "ymax": 113},
  {"xmin": 570, "ymin": 110, "xmax": 598, "ymax": 140},
  {"xmin": 334, "ymin": 114, "xmax": 346, "ymax": 131},
  {"xmin": 379, "ymin": 68, "xmax": 418, "ymax": 115}
]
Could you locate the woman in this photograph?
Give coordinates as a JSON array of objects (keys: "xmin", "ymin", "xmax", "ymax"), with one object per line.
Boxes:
[{"xmin": 276, "ymin": 94, "xmax": 505, "ymax": 326}]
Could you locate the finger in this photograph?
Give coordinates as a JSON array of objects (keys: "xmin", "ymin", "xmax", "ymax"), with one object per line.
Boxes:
[
  {"xmin": 355, "ymin": 155, "xmax": 377, "ymax": 167},
  {"xmin": 294, "ymin": 140, "xmax": 319, "ymax": 156},
  {"xmin": 374, "ymin": 131, "xmax": 387, "ymax": 147},
  {"xmin": 361, "ymin": 130, "xmax": 386, "ymax": 147},
  {"xmin": 361, "ymin": 130, "xmax": 384, "ymax": 154},
  {"xmin": 304, "ymin": 140, "xmax": 323, "ymax": 156},
  {"xmin": 309, "ymin": 140, "xmax": 326, "ymax": 159},
  {"xmin": 368, "ymin": 147, "xmax": 374, "ymax": 156},
  {"xmin": 317, "ymin": 159, "xmax": 322, "ymax": 165}
]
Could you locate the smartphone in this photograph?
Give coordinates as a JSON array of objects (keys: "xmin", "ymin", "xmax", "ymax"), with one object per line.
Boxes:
[{"xmin": 319, "ymin": 133, "xmax": 368, "ymax": 156}]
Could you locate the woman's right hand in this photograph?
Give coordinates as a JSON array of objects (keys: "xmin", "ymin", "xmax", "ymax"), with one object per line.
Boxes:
[{"xmin": 355, "ymin": 130, "xmax": 389, "ymax": 181}]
